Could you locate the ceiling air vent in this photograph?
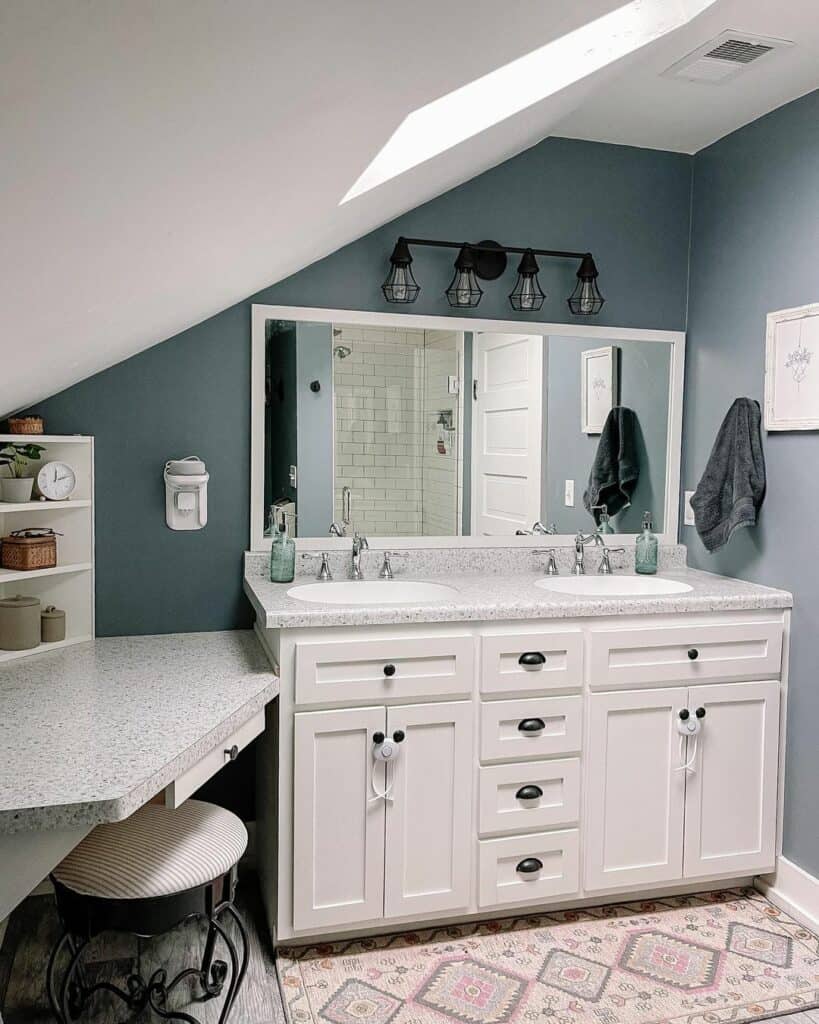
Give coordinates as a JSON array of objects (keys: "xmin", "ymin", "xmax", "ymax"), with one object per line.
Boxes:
[{"xmin": 662, "ymin": 30, "xmax": 793, "ymax": 85}]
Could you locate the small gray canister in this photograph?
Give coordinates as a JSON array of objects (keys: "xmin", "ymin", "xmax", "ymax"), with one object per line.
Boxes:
[
  {"xmin": 0, "ymin": 594, "xmax": 41, "ymax": 651},
  {"xmin": 41, "ymin": 605, "xmax": 67, "ymax": 643}
]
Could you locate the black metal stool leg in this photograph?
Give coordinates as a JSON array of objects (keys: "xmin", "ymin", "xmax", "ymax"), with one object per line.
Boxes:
[
  {"xmin": 58, "ymin": 936, "xmax": 87, "ymax": 1022},
  {"xmin": 209, "ymin": 911, "xmax": 245, "ymax": 1024},
  {"xmin": 222, "ymin": 902, "xmax": 249, "ymax": 1017},
  {"xmin": 46, "ymin": 932, "xmax": 70, "ymax": 1023}
]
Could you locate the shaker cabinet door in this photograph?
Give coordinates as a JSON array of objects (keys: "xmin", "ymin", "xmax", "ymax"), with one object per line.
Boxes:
[
  {"xmin": 293, "ymin": 707, "xmax": 386, "ymax": 931},
  {"xmin": 683, "ymin": 680, "xmax": 780, "ymax": 878},
  {"xmin": 585, "ymin": 688, "xmax": 687, "ymax": 892},
  {"xmin": 384, "ymin": 701, "xmax": 473, "ymax": 918}
]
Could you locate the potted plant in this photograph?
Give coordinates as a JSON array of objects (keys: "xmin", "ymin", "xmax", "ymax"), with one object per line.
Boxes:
[{"xmin": 0, "ymin": 443, "xmax": 46, "ymax": 502}]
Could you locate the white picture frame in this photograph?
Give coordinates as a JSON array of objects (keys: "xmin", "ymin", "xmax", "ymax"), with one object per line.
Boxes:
[
  {"xmin": 581, "ymin": 345, "xmax": 619, "ymax": 434},
  {"xmin": 764, "ymin": 303, "xmax": 819, "ymax": 431}
]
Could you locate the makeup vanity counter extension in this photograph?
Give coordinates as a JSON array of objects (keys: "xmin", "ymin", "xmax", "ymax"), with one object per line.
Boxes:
[
  {"xmin": 245, "ymin": 548, "xmax": 792, "ymax": 946},
  {"xmin": 0, "ymin": 630, "xmax": 279, "ymax": 921}
]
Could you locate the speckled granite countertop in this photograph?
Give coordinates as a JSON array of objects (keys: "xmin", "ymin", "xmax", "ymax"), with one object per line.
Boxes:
[
  {"xmin": 244, "ymin": 556, "xmax": 792, "ymax": 629},
  {"xmin": 0, "ymin": 631, "xmax": 279, "ymax": 834}
]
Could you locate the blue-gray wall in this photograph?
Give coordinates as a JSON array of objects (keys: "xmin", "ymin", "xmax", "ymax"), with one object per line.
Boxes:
[
  {"xmin": 681, "ymin": 89, "xmax": 819, "ymax": 877},
  {"xmin": 27, "ymin": 135, "xmax": 693, "ymax": 636},
  {"xmin": 295, "ymin": 321, "xmax": 334, "ymax": 536}
]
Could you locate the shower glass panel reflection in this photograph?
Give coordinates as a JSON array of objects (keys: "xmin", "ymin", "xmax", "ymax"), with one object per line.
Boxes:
[{"xmin": 332, "ymin": 324, "xmax": 464, "ymax": 537}]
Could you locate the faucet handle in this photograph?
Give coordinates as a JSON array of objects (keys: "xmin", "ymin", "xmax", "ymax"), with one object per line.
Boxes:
[
  {"xmin": 302, "ymin": 551, "xmax": 333, "ymax": 580},
  {"xmin": 533, "ymin": 548, "xmax": 559, "ymax": 576},
  {"xmin": 379, "ymin": 550, "xmax": 405, "ymax": 579},
  {"xmin": 598, "ymin": 547, "xmax": 626, "ymax": 575}
]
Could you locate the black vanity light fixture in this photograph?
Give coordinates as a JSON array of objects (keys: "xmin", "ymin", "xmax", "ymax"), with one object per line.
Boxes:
[{"xmin": 381, "ymin": 236, "xmax": 605, "ymax": 315}]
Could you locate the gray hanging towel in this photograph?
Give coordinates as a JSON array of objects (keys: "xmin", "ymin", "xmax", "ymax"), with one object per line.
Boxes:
[
  {"xmin": 691, "ymin": 397, "xmax": 766, "ymax": 553},
  {"xmin": 583, "ymin": 406, "xmax": 640, "ymax": 521}
]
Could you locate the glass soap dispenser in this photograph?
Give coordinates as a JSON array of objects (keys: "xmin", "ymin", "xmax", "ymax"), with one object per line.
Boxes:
[
  {"xmin": 597, "ymin": 504, "xmax": 615, "ymax": 535},
  {"xmin": 269, "ymin": 509, "xmax": 296, "ymax": 583},
  {"xmin": 635, "ymin": 511, "xmax": 658, "ymax": 575}
]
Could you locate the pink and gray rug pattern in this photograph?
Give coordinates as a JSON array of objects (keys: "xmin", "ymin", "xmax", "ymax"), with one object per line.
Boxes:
[{"xmin": 277, "ymin": 890, "xmax": 819, "ymax": 1024}]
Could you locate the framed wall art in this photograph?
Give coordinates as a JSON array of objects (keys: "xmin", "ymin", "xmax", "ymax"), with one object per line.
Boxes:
[
  {"xmin": 764, "ymin": 302, "xmax": 819, "ymax": 430},
  {"xmin": 581, "ymin": 345, "xmax": 620, "ymax": 434}
]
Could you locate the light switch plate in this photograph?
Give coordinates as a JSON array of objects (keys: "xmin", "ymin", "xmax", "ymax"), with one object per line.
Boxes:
[
  {"xmin": 684, "ymin": 490, "xmax": 695, "ymax": 526},
  {"xmin": 564, "ymin": 480, "xmax": 575, "ymax": 507},
  {"xmin": 289, "ymin": 465, "xmax": 298, "ymax": 488}
]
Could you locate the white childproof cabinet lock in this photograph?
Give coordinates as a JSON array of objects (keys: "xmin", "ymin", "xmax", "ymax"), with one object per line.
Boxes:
[{"xmin": 164, "ymin": 457, "xmax": 209, "ymax": 530}]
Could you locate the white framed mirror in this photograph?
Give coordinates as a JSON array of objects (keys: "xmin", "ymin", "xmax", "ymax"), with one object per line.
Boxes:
[{"xmin": 250, "ymin": 304, "xmax": 684, "ymax": 550}]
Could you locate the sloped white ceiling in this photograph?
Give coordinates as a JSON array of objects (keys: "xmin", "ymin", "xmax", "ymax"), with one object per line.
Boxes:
[{"xmin": 1, "ymin": 0, "xmax": 817, "ymax": 415}]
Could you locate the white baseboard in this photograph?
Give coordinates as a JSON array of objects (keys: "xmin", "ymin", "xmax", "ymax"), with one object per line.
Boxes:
[{"xmin": 756, "ymin": 856, "xmax": 819, "ymax": 932}]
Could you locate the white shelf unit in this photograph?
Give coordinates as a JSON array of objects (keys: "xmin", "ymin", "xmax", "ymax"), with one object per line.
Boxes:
[{"xmin": 0, "ymin": 435, "xmax": 94, "ymax": 662}]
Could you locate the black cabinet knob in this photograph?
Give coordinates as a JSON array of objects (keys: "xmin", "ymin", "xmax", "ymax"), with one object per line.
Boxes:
[
  {"xmin": 224, "ymin": 744, "xmax": 239, "ymax": 761},
  {"xmin": 518, "ymin": 718, "xmax": 546, "ymax": 733},
  {"xmin": 516, "ymin": 784, "xmax": 543, "ymax": 801},
  {"xmin": 393, "ymin": 729, "xmax": 405, "ymax": 743},
  {"xmin": 688, "ymin": 648, "xmax": 699, "ymax": 660},
  {"xmin": 383, "ymin": 664, "xmax": 396, "ymax": 677},
  {"xmin": 373, "ymin": 732, "xmax": 385, "ymax": 744},
  {"xmin": 679, "ymin": 709, "xmax": 690, "ymax": 721},
  {"xmin": 516, "ymin": 857, "xmax": 543, "ymax": 874},
  {"xmin": 518, "ymin": 652, "xmax": 546, "ymax": 669},
  {"xmin": 695, "ymin": 706, "xmax": 706, "ymax": 719}
]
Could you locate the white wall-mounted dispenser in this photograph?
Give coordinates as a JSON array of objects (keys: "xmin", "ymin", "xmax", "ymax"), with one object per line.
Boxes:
[{"xmin": 164, "ymin": 456, "xmax": 209, "ymax": 530}]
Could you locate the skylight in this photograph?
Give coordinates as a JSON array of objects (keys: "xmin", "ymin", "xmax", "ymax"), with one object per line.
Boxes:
[{"xmin": 342, "ymin": 0, "xmax": 718, "ymax": 203}]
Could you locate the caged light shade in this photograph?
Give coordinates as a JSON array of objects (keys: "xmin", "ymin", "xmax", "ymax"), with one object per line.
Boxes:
[
  {"xmin": 445, "ymin": 246, "xmax": 483, "ymax": 308},
  {"xmin": 382, "ymin": 238, "xmax": 420, "ymax": 303},
  {"xmin": 567, "ymin": 254, "xmax": 605, "ymax": 315},
  {"xmin": 509, "ymin": 249, "xmax": 545, "ymax": 312}
]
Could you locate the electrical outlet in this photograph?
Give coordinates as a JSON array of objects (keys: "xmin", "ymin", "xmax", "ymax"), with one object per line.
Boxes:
[
  {"xmin": 447, "ymin": 375, "xmax": 460, "ymax": 395},
  {"xmin": 684, "ymin": 490, "xmax": 695, "ymax": 526},
  {"xmin": 564, "ymin": 479, "xmax": 575, "ymax": 507},
  {"xmin": 290, "ymin": 465, "xmax": 298, "ymax": 488}
]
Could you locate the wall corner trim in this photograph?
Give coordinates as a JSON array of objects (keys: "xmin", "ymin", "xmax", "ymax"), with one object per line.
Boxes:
[{"xmin": 756, "ymin": 856, "xmax": 819, "ymax": 932}]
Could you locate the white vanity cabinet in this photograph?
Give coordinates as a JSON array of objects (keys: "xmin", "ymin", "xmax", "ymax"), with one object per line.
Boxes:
[
  {"xmin": 258, "ymin": 609, "xmax": 787, "ymax": 945},
  {"xmin": 292, "ymin": 698, "xmax": 472, "ymax": 932}
]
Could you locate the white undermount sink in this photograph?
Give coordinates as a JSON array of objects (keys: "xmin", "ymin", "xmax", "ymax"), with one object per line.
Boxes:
[
  {"xmin": 287, "ymin": 580, "xmax": 458, "ymax": 605},
  {"xmin": 535, "ymin": 575, "xmax": 693, "ymax": 597}
]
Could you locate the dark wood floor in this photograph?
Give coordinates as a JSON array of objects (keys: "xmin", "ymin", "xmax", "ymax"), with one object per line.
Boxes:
[{"xmin": 0, "ymin": 873, "xmax": 286, "ymax": 1023}]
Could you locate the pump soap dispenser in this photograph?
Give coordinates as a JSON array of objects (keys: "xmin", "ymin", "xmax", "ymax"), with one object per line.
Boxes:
[
  {"xmin": 270, "ymin": 510, "xmax": 296, "ymax": 583},
  {"xmin": 635, "ymin": 511, "xmax": 658, "ymax": 575}
]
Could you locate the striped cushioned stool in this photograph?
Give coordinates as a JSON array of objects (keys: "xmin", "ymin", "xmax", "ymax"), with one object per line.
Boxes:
[{"xmin": 46, "ymin": 800, "xmax": 249, "ymax": 1023}]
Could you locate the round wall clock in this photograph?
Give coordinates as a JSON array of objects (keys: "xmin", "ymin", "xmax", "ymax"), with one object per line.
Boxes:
[{"xmin": 37, "ymin": 461, "xmax": 77, "ymax": 501}]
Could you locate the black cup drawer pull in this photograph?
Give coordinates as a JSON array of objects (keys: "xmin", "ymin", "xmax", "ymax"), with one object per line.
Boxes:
[
  {"xmin": 516, "ymin": 857, "xmax": 543, "ymax": 874},
  {"xmin": 687, "ymin": 648, "xmax": 699, "ymax": 660},
  {"xmin": 518, "ymin": 651, "xmax": 546, "ymax": 669},
  {"xmin": 383, "ymin": 663, "xmax": 396, "ymax": 677},
  {"xmin": 518, "ymin": 718, "xmax": 546, "ymax": 734},
  {"xmin": 515, "ymin": 784, "xmax": 543, "ymax": 801}
]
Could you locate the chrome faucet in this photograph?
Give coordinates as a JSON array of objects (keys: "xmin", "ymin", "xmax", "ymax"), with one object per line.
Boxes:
[
  {"xmin": 302, "ymin": 551, "xmax": 333, "ymax": 580},
  {"xmin": 379, "ymin": 551, "xmax": 404, "ymax": 579},
  {"xmin": 329, "ymin": 521, "xmax": 345, "ymax": 538},
  {"xmin": 534, "ymin": 548, "xmax": 559, "ymax": 575},
  {"xmin": 351, "ymin": 532, "xmax": 369, "ymax": 580},
  {"xmin": 573, "ymin": 530, "xmax": 603, "ymax": 575},
  {"xmin": 516, "ymin": 520, "xmax": 557, "ymax": 536}
]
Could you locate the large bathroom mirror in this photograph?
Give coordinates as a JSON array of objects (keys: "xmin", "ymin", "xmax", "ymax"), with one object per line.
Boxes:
[{"xmin": 250, "ymin": 306, "xmax": 683, "ymax": 548}]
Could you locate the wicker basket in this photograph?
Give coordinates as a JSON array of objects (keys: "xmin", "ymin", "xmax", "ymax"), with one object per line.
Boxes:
[
  {"xmin": 1, "ymin": 529, "xmax": 59, "ymax": 571},
  {"xmin": 7, "ymin": 416, "xmax": 44, "ymax": 434}
]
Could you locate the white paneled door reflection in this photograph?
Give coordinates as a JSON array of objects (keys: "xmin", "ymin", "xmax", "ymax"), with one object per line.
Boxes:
[{"xmin": 471, "ymin": 333, "xmax": 542, "ymax": 534}]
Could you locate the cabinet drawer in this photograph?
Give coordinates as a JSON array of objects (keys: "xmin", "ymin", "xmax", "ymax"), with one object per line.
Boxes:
[
  {"xmin": 480, "ymin": 630, "xmax": 582, "ymax": 696},
  {"xmin": 478, "ymin": 830, "xmax": 579, "ymax": 907},
  {"xmin": 480, "ymin": 696, "xmax": 582, "ymax": 763},
  {"xmin": 479, "ymin": 759, "xmax": 580, "ymax": 837},
  {"xmin": 164, "ymin": 710, "xmax": 265, "ymax": 809},
  {"xmin": 294, "ymin": 634, "xmax": 474, "ymax": 705},
  {"xmin": 588, "ymin": 618, "xmax": 783, "ymax": 689}
]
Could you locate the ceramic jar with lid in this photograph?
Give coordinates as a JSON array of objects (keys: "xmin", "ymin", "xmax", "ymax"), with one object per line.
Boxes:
[
  {"xmin": 41, "ymin": 605, "xmax": 66, "ymax": 643},
  {"xmin": 0, "ymin": 594, "xmax": 41, "ymax": 651}
]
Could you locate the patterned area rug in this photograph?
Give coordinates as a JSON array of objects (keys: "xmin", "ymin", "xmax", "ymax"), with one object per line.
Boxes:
[{"xmin": 277, "ymin": 890, "xmax": 819, "ymax": 1024}]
